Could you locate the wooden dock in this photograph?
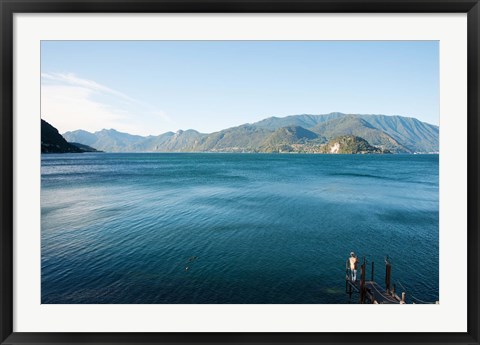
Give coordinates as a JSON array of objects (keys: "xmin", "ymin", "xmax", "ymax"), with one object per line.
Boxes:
[
  {"xmin": 346, "ymin": 278, "xmax": 404, "ymax": 304},
  {"xmin": 345, "ymin": 256, "xmax": 406, "ymax": 304}
]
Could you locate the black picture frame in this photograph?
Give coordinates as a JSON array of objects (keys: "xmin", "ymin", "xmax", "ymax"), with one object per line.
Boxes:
[{"xmin": 1, "ymin": 1, "xmax": 479, "ymax": 344}]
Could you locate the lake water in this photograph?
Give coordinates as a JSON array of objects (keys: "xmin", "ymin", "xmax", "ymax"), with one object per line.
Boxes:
[{"xmin": 41, "ymin": 153, "xmax": 439, "ymax": 304}]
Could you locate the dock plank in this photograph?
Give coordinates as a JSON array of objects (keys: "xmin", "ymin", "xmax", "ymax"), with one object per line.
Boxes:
[
  {"xmin": 346, "ymin": 276, "xmax": 401, "ymax": 304},
  {"xmin": 364, "ymin": 281, "xmax": 400, "ymax": 304}
]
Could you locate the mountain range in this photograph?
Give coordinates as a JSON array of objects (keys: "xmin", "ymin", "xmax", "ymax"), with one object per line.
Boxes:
[{"xmin": 62, "ymin": 113, "xmax": 439, "ymax": 154}]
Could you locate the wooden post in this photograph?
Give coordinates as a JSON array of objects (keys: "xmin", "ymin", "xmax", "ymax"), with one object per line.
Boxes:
[
  {"xmin": 345, "ymin": 259, "xmax": 349, "ymax": 293},
  {"xmin": 371, "ymin": 260, "xmax": 374, "ymax": 281},
  {"xmin": 346, "ymin": 258, "xmax": 353, "ymax": 298},
  {"xmin": 401, "ymin": 292, "xmax": 406, "ymax": 303},
  {"xmin": 385, "ymin": 259, "xmax": 391, "ymax": 293},
  {"xmin": 360, "ymin": 257, "xmax": 366, "ymax": 304}
]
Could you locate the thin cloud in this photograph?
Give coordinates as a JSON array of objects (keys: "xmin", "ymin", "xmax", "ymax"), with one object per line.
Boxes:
[
  {"xmin": 41, "ymin": 72, "xmax": 175, "ymax": 136},
  {"xmin": 41, "ymin": 72, "xmax": 137, "ymax": 103},
  {"xmin": 150, "ymin": 110, "xmax": 174, "ymax": 124}
]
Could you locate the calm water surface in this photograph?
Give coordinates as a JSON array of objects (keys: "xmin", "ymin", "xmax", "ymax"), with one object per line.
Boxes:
[{"xmin": 41, "ymin": 153, "xmax": 439, "ymax": 304}]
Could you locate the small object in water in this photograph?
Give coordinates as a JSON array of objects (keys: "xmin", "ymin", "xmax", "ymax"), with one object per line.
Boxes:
[{"xmin": 183, "ymin": 256, "xmax": 197, "ymax": 271}]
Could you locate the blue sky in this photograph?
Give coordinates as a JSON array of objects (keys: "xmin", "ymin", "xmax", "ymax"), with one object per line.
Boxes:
[{"xmin": 41, "ymin": 41, "xmax": 439, "ymax": 136}]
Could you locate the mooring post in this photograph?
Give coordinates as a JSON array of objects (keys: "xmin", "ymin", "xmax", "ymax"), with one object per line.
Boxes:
[
  {"xmin": 371, "ymin": 260, "xmax": 374, "ymax": 281},
  {"xmin": 385, "ymin": 257, "xmax": 391, "ymax": 293},
  {"xmin": 360, "ymin": 257, "xmax": 366, "ymax": 303},
  {"xmin": 401, "ymin": 292, "xmax": 406, "ymax": 303},
  {"xmin": 345, "ymin": 259, "xmax": 349, "ymax": 293}
]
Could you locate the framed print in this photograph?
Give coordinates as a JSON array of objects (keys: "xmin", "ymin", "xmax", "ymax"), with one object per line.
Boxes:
[{"xmin": 1, "ymin": 1, "xmax": 479, "ymax": 344}]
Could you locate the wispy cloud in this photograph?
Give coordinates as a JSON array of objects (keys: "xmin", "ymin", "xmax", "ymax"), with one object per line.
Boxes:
[
  {"xmin": 41, "ymin": 73, "xmax": 175, "ymax": 136},
  {"xmin": 41, "ymin": 72, "xmax": 137, "ymax": 103},
  {"xmin": 150, "ymin": 110, "xmax": 174, "ymax": 124}
]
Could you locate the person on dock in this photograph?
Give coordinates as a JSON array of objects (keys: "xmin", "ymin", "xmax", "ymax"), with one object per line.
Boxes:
[{"xmin": 349, "ymin": 252, "xmax": 358, "ymax": 283}]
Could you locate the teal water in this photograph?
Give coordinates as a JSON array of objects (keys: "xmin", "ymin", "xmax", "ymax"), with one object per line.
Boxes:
[{"xmin": 41, "ymin": 153, "xmax": 439, "ymax": 304}]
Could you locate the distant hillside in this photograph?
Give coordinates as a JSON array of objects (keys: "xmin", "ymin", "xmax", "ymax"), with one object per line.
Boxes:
[
  {"xmin": 63, "ymin": 113, "xmax": 439, "ymax": 153},
  {"xmin": 260, "ymin": 126, "xmax": 325, "ymax": 153},
  {"xmin": 251, "ymin": 113, "xmax": 438, "ymax": 153},
  {"xmin": 63, "ymin": 128, "xmax": 145, "ymax": 152},
  {"xmin": 319, "ymin": 135, "xmax": 389, "ymax": 154},
  {"xmin": 69, "ymin": 142, "xmax": 102, "ymax": 152},
  {"xmin": 62, "ymin": 129, "xmax": 98, "ymax": 146},
  {"xmin": 358, "ymin": 114, "xmax": 439, "ymax": 153},
  {"xmin": 253, "ymin": 112, "xmax": 346, "ymax": 131},
  {"xmin": 196, "ymin": 124, "xmax": 272, "ymax": 152},
  {"xmin": 311, "ymin": 116, "xmax": 408, "ymax": 153},
  {"xmin": 41, "ymin": 119, "xmax": 83, "ymax": 153},
  {"xmin": 158, "ymin": 130, "xmax": 205, "ymax": 152}
]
